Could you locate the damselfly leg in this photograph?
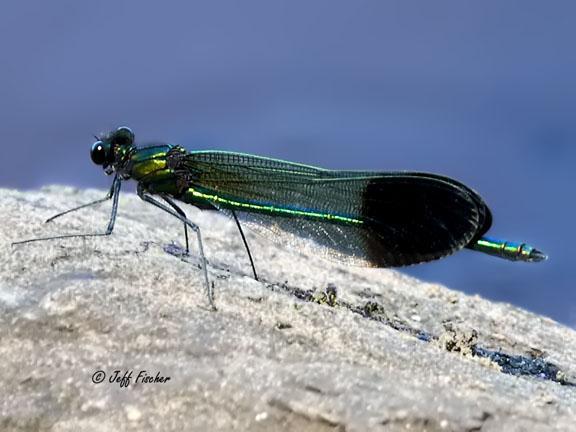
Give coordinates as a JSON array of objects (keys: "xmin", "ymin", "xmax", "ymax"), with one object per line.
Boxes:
[
  {"xmin": 45, "ymin": 175, "xmax": 118, "ymax": 223},
  {"xmin": 137, "ymin": 186, "xmax": 215, "ymax": 311},
  {"xmin": 164, "ymin": 194, "xmax": 258, "ymax": 281},
  {"xmin": 161, "ymin": 194, "xmax": 190, "ymax": 254},
  {"xmin": 231, "ymin": 210, "xmax": 258, "ymax": 281},
  {"xmin": 12, "ymin": 176, "xmax": 122, "ymax": 246}
]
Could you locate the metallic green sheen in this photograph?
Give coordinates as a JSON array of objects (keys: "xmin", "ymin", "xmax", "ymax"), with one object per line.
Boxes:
[
  {"xmin": 469, "ymin": 237, "xmax": 547, "ymax": 262},
  {"xmin": 181, "ymin": 186, "xmax": 363, "ymax": 224},
  {"xmin": 128, "ymin": 145, "xmax": 174, "ymax": 183}
]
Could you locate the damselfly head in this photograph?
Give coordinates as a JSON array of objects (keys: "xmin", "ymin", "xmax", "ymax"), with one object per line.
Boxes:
[{"xmin": 91, "ymin": 126, "xmax": 135, "ymax": 174}]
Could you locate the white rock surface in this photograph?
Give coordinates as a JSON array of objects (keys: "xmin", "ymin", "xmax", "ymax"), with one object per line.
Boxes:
[{"xmin": 1, "ymin": 186, "xmax": 575, "ymax": 431}]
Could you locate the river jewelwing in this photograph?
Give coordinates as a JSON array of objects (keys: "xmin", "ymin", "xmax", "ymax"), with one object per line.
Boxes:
[{"xmin": 14, "ymin": 127, "xmax": 547, "ymax": 310}]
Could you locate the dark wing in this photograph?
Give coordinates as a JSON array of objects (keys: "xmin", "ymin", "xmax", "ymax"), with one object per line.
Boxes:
[{"xmin": 180, "ymin": 151, "xmax": 492, "ymax": 267}]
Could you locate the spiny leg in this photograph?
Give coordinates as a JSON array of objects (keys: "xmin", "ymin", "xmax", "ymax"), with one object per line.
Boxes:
[
  {"xmin": 137, "ymin": 186, "xmax": 215, "ymax": 311},
  {"xmin": 46, "ymin": 174, "xmax": 119, "ymax": 223},
  {"xmin": 231, "ymin": 210, "xmax": 258, "ymax": 281},
  {"xmin": 161, "ymin": 194, "xmax": 190, "ymax": 254},
  {"xmin": 12, "ymin": 178, "xmax": 122, "ymax": 246}
]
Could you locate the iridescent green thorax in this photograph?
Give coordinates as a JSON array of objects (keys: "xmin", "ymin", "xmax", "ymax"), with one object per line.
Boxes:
[
  {"xmin": 120, "ymin": 144, "xmax": 190, "ymax": 196},
  {"xmin": 125, "ymin": 145, "xmax": 172, "ymax": 180}
]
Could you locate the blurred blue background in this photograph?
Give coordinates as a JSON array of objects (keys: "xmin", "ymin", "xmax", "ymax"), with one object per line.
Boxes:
[{"xmin": 1, "ymin": 1, "xmax": 574, "ymax": 324}]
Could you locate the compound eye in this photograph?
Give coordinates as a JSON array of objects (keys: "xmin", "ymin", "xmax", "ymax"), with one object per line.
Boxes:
[
  {"xmin": 91, "ymin": 141, "xmax": 108, "ymax": 165},
  {"xmin": 111, "ymin": 126, "xmax": 135, "ymax": 146}
]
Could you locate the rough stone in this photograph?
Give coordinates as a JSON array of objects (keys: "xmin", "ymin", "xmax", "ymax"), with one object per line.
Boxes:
[{"xmin": 1, "ymin": 186, "xmax": 575, "ymax": 431}]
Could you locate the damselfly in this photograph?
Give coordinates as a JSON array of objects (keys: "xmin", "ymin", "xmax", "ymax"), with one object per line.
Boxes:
[{"xmin": 14, "ymin": 127, "xmax": 547, "ymax": 310}]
